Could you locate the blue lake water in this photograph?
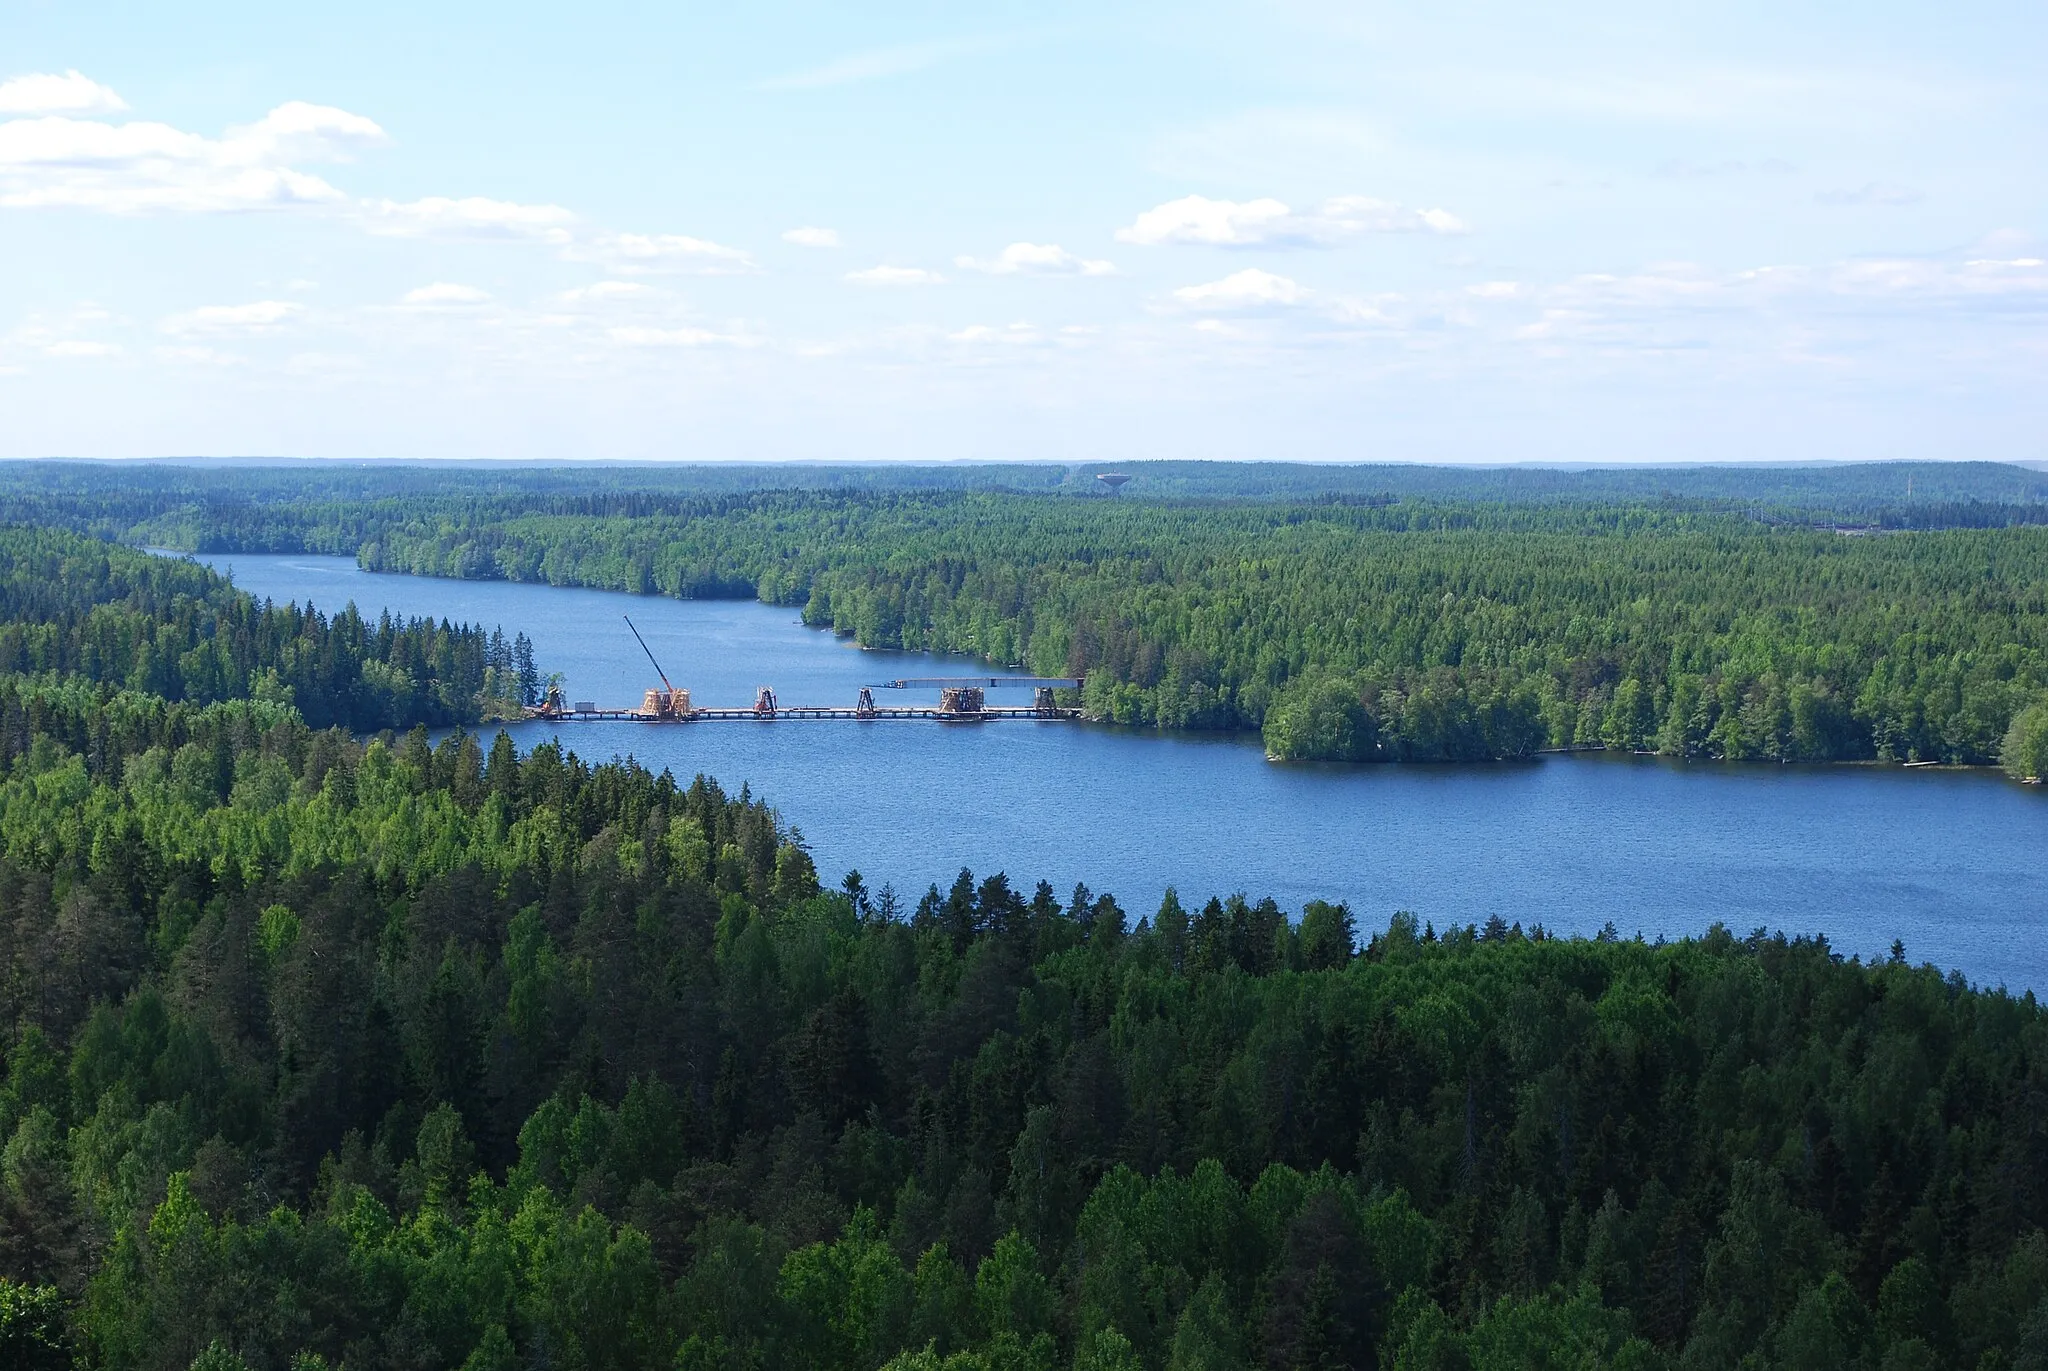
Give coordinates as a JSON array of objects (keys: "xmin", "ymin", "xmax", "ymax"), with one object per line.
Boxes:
[{"xmin": 195, "ymin": 551, "xmax": 2048, "ymax": 994}]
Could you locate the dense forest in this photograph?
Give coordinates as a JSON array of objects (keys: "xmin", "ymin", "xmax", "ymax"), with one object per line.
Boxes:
[
  {"xmin": 5, "ymin": 459, "xmax": 2048, "ymax": 530},
  {"xmin": 168, "ymin": 490, "xmax": 2048, "ymax": 770},
  {"xmin": 0, "ymin": 695, "xmax": 2042, "ymax": 1369},
  {"xmin": 0, "ymin": 488, "xmax": 2042, "ymax": 1369},
  {"xmin": 9, "ymin": 462, "xmax": 2048, "ymax": 767},
  {"xmin": 0, "ymin": 528, "xmax": 534, "ymax": 731}
]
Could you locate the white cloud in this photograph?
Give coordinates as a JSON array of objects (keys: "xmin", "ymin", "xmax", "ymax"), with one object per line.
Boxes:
[
  {"xmin": 1173, "ymin": 268, "xmax": 1310, "ymax": 307},
  {"xmin": 0, "ymin": 70, "xmax": 129, "ymax": 116},
  {"xmin": 950, "ymin": 322, "xmax": 1042, "ymax": 345},
  {"xmin": 1482, "ymin": 253, "xmax": 2048, "ymax": 353},
  {"xmin": 282, "ymin": 352, "xmax": 362, "ymax": 377},
  {"xmin": 3, "ymin": 305, "xmax": 123, "ymax": 361},
  {"xmin": 1828, "ymin": 256, "xmax": 2048, "ymax": 300},
  {"xmin": 1326, "ymin": 296, "xmax": 1404, "ymax": 326},
  {"xmin": 0, "ymin": 109, "xmax": 369, "ymax": 213},
  {"xmin": 1120, "ymin": 195, "xmax": 1291, "ymax": 247},
  {"xmin": 1117, "ymin": 193, "xmax": 1467, "ymax": 247},
  {"xmin": 401, "ymin": 282, "xmax": 492, "ymax": 306},
  {"xmin": 1319, "ymin": 196, "xmax": 1467, "ymax": 237},
  {"xmin": 1537, "ymin": 263, "xmax": 1759, "ymax": 313},
  {"xmin": 955, "ymin": 242, "xmax": 1115, "ymax": 276},
  {"xmin": 1466, "ymin": 281, "xmax": 1522, "ymax": 299},
  {"xmin": 0, "ymin": 90, "xmax": 762, "ymax": 304},
  {"xmin": 783, "ymin": 226, "xmax": 840, "ymax": 248},
  {"xmin": 154, "ymin": 344, "xmax": 242, "ymax": 366},
  {"xmin": 44, "ymin": 339, "xmax": 121, "ymax": 357},
  {"xmin": 362, "ymin": 196, "xmax": 575, "ymax": 242},
  {"xmin": 0, "ymin": 98, "xmax": 384, "ymax": 214},
  {"xmin": 1163, "ymin": 271, "xmax": 1413, "ymax": 336},
  {"xmin": 225, "ymin": 101, "xmax": 387, "ymax": 165},
  {"xmin": 1522, "ymin": 256, "xmax": 2048, "ymax": 315},
  {"xmin": 557, "ymin": 281, "xmax": 652, "ymax": 304},
  {"xmin": 1817, "ymin": 182, "xmax": 1926, "ymax": 207},
  {"xmin": 846, "ymin": 265, "xmax": 945, "ymax": 285},
  {"xmin": 608, "ymin": 325, "xmax": 738, "ymax": 347},
  {"xmin": 161, "ymin": 300, "xmax": 303, "ymax": 334},
  {"xmin": 566, "ymin": 231, "xmax": 755, "ymax": 274}
]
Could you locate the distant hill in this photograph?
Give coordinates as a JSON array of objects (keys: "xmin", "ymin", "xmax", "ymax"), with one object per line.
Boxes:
[{"xmin": 4, "ymin": 457, "xmax": 2047, "ymax": 531}]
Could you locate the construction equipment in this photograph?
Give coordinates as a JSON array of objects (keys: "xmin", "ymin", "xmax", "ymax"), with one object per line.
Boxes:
[
  {"xmin": 624, "ymin": 615, "xmax": 691, "ymax": 718},
  {"xmin": 536, "ymin": 643, "xmax": 1085, "ymax": 725},
  {"xmin": 870, "ymin": 676, "xmax": 1083, "ymax": 691},
  {"xmin": 876, "ymin": 676, "xmax": 1080, "ymax": 720},
  {"xmin": 938, "ymin": 686, "xmax": 986, "ymax": 717}
]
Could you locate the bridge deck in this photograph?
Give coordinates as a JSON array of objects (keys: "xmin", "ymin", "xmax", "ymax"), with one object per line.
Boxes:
[{"xmin": 533, "ymin": 706, "xmax": 1082, "ymax": 723}]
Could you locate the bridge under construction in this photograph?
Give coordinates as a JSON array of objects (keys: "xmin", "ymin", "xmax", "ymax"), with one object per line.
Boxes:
[{"xmin": 524, "ymin": 617, "xmax": 1085, "ymax": 724}]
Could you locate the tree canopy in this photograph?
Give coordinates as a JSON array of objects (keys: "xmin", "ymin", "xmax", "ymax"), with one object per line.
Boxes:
[
  {"xmin": 0, "ymin": 527, "xmax": 531, "ymax": 730},
  {"xmin": 0, "ymin": 656, "xmax": 2039, "ymax": 1367},
  {"xmin": 0, "ymin": 481, "xmax": 2042, "ymax": 1369},
  {"xmin": 12, "ymin": 464, "xmax": 2048, "ymax": 766},
  {"xmin": 252, "ymin": 492, "xmax": 2048, "ymax": 766}
]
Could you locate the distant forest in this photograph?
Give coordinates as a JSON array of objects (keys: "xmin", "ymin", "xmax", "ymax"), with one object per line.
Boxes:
[
  {"xmin": 11, "ymin": 460, "xmax": 2048, "ymax": 770},
  {"xmin": 4, "ymin": 457, "xmax": 2047, "ymax": 529}
]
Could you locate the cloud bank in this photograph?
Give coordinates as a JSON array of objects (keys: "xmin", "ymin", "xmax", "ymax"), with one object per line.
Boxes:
[
  {"xmin": 1173, "ymin": 268, "xmax": 1310, "ymax": 306},
  {"xmin": 161, "ymin": 301, "xmax": 304, "ymax": 335},
  {"xmin": 955, "ymin": 242, "xmax": 1115, "ymax": 276},
  {"xmin": 847, "ymin": 265, "xmax": 945, "ymax": 285},
  {"xmin": 1118, "ymin": 194, "xmax": 1468, "ymax": 247},
  {"xmin": 0, "ymin": 78, "xmax": 747, "ymax": 272},
  {"xmin": 0, "ymin": 100, "xmax": 384, "ymax": 213},
  {"xmin": 401, "ymin": 283, "xmax": 492, "ymax": 306},
  {"xmin": 0, "ymin": 70, "xmax": 129, "ymax": 116}
]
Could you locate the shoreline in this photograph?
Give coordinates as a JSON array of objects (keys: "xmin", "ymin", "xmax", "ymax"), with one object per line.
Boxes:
[{"xmin": 155, "ymin": 547, "xmax": 2034, "ymax": 784}]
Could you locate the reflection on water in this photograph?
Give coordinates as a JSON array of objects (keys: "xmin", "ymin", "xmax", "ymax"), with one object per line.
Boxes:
[{"xmin": 196, "ymin": 551, "xmax": 2048, "ymax": 993}]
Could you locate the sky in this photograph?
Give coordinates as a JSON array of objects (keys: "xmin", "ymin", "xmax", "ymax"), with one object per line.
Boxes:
[{"xmin": 1, "ymin": 0, "xmax": 2043, "ymax": 464}]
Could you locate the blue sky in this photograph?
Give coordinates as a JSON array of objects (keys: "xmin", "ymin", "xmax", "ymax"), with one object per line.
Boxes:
[{"xmin": 2, "ymin": 0, "xmax": 2043, "ymax": 462}]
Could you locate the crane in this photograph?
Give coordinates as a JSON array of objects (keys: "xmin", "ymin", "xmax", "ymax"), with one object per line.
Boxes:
[{"xmin": 623, "ymin": 616, "xmax": 690, "ymax": 718}]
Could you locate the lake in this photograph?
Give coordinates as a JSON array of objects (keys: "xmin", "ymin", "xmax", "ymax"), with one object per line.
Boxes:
[{"xmin": 195, "ymin": 551, "xmax": 2048, "ymax": 993}]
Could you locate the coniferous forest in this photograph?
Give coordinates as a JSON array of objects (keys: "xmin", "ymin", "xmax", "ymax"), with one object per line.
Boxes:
[
  {"xmin": 0, "ymin": 529, "xmax": 533, "ymax": 732},
  {"xmin": 0, "ymin": 469, "xmax": 2043, "ymax": 1369},
  {"xmin": 10, "ymin": 462, "xmax": 2048, "ymax": 769}
]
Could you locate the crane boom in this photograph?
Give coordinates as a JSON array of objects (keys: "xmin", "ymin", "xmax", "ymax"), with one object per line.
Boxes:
[{"xmin": 623, "ymin": 616, "xmax": 675, "ymax": 695}]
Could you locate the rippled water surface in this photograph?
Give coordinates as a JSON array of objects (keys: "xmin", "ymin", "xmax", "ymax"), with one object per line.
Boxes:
[{"xmin": 198, "ymin": 552, "xmax": 2048, "ymax": 993}]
